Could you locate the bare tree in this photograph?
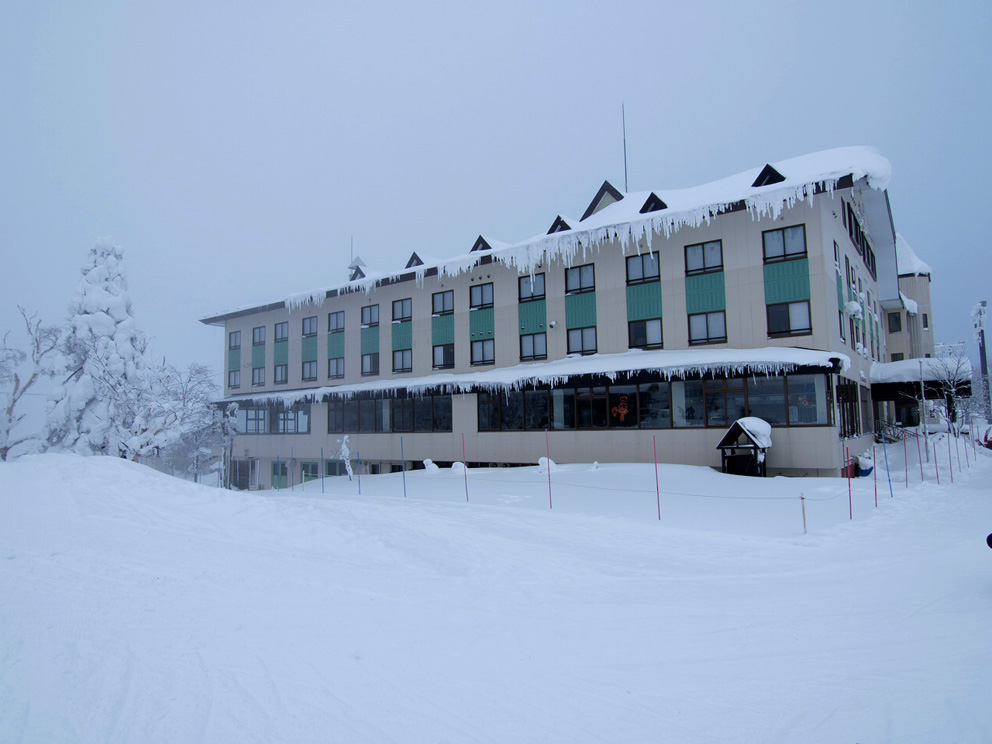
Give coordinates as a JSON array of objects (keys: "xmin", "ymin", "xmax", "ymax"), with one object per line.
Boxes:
[{"xmin": 0, "ymin": 308, "xmax": 60, "ymax": 460}]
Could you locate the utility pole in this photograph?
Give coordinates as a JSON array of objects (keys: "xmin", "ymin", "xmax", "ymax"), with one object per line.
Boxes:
[{"xmin": 975, "ymin": 300, "xmax": 991, "ymax": 420}]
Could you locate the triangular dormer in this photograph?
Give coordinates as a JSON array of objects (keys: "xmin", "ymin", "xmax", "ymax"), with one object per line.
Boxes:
[
  {"xmin": 639, "ymin": 193, "xmax": 668, "ymax": 214},
  {"xmin": 406, "ymin": 252, "xmax": 425, "ymax": 269},
  {"xmin": 751, "ymin": 164, "xmax": 786, "ymax": 188},
  {"xmin": 547, "ymin": 215, "xmax": 573, "ymax": 234},
  {"xmin": 471, "ymin": 235, "xmax": 493, "ymax": 252},
  {"xmin": 580, "ymin": 180, "xmax": 624, "ymax": 221},
  {"xmin": 349, "ymin": 265, "xmax": 366, "ymax": 281}
]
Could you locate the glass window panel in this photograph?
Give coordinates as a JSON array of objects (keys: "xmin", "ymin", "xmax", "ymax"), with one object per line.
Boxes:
[
  {"xmin": 784, "ymin": 226, "xmax": 806, "ymax": 256},
  {"xmin": 764, "ymin": 230, "xmax": 784, "ymax": 260},
  {"xmin": 789, "ymin": 374, "xmax": 828, "ymax": 425},
  {"xmin": 502, "ymin": 391, "xmax": 524, "ymax": 430},
  {"xmin": 689, "ymin": 313, "xmax": 708, "ymax": 341},
  {"xmin": 789, "ymin": 302, "xmax": 811, "ymax": 332},
  {"xmin": 708, "ymin": 311, "xmax": 725, "ymax": 339},
  {"xmin": 638, "ymin": 382, "xmax": 671, "ymax": 428},
  {"xmin": 704, "ymin": 241, "xmax": 723, "ymax": 269},
  {"xmin": 551, "ymin": 389, "xmax": 575, "ymax": 430},
  {"xmin": 524, "ymin": 390, "xmax": 549, "ymax": 430},
  {"xmin": 608, "ymin": 385, "xmax": 637, "ymax": 428},
  {"xmin": 686, "ymin": 244, "xmax": 703, "ymax": 272},
  {"xmin": 672, "ymin": 380, "xmax": 704, "ymax": 427},
  {"xmin": 433, "ymin": 395, "xmax": 452, "ymax": 431},
  {"xmin": 745, "ymin": 377, "xmax": 787, "ymax": 425},
  {"xmin": 626, "ymin": 255, "xmax": 643, "ymax": 282}
]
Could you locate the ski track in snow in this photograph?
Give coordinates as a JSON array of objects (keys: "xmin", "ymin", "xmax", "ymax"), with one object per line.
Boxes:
[{"xmin": 2, "ymin": 443, "xmax": 992, "ymax": 743}]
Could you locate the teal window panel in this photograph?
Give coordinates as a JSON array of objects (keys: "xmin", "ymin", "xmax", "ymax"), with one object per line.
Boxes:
[
  {"xmin": 228, "ymin": 348, "xmax": 241, "ymax": 373},
  {"xmin": 565, "ymin": 292, "xmax": 597, "ymax": 329},
  {"xmin": 361, "ymin": 325, "xmax": 380, "ymax": 354},
  {"xmin": 274, "ymin": 340, "xmax": 289, "ymax": 366},
  {"xmin": 251, "ymin": 345, "xmax": 265, "ymax": 369},
  {"xmin": 327, "ymin": 332, "xmax": 345, "ymax": 358},
  {"xmin": 763, "ymin": 258, "xmax": 810, "ymax": 305},
  {"xmin": 684, "ymin": 273, "xmax": 726, "ymax": 315},
  {"xmin": 392, "ymin": 320, "xmax": 412, "ymax": 350},
  {"xmin": 469, "ymin": 307, "xmax": 495, "ymax": 340},
  {"xmin": 626, "ymin": 283, "xmax": 663, "ymax": 322},
  {"xmin": 432, "ymin": 314, "xmax": 454, "ymax": 345},
  {"xmin": 518, "ymin": 299, "xmax": 547, "ymax": 335},
  {"xmin": 302, "ymin": 336, "xmax": 318, "ymax": 363},
  {"xmin": 836, "ymin": 274, "xmax": 844, "ymax": 310}
]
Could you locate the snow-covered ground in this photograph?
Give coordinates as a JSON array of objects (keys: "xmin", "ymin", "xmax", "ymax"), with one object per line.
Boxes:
[{"xmin": 2, "ymin": 437, "xmax": 991, "ymax": 743}]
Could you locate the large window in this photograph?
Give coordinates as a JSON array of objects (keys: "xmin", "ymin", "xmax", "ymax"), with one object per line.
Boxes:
[
  {"xmin": 274, "ymin": 363, "xmax": 288, "ymax": 385},
  {"xmin": 471, "ymin": 339, "xmax": 494, "ymax": 365},
  {"xmin": 393, "ymin": 349, "xmax": 412, "ymax": 373},
  {"xmin": 626, "ymin": 252, "xmax": 660, "ymax": 284},
  {"xmin": 519, "ymin": 274, "xmax": 546, "ymax": 301},
  {"xmin": 567, "ymin": 327, "xmax": 597, "ymax": 355},
  {"xmin": 328, "ymin": 357, "xmax": 344, "ymax": 379},
  {"xmin": 767, "ymin": 301, "xmax": 811, "ymax": 337},
  {"xmin": 433, "ymin": 343, "xmax": 454, "ymax": 369},
  {"xmin": 302, "ymin": 316, "xmax": 318, "ymax": 337},
  {"xmin": 836, "ymin": 380, "xmax": 860, "ymax": 438},
  {"xmin": 228, "ymin": 369, "xmax": 240, "ymax": 388},
  {"xmin": 565, "ymin": 264, "xmax": 595, "ymax": 294},
  {"xmin": 520, "ymin": 332, "xmax": 547, "ymax": 361},
  {"xmin": 762, "ymin": 225, "xmax": 807, "ymax": 262},
  {"xmin": 470, "ymin": 283, "xmax": 494, "ymax": 309},
  {"xmin": 629, "ymin": 318, "xmax": 663, "ymax": 349},
  {"xmin": 328, "ymin": 311, "xmax": 344, "ymax": 333},
  {"xmin": 329, "ymin": 394, "xmax": 452, "ymax": 433},
  {"xmin": 252, "ymin": 367, "xmax": 264, "ymax": 386},
  {"xmin": 228, "ymin": 331, "xmax": 241, "ymax": 349},
  {"xmin": 688, "ymin": 311, "xmax": 726, "ymax": 344},
  {"xmin": 432, "ymin": 290, "xmax": 453, "ymax": 316},
  {"xmin": 302, "ymin": 360, "xmax": 317, "ymax": 381},
  {"xmin": 274, "ymin": 322, "xmax": 288, "ymax": 342},
  {"xmin": 685, "ymin": 240, "xmax": 723, "ymax": 275},
  {"xmin": 252, "ymin": 326, "xmax": 265, "ymax": 345},
  {"xmin": 361, "ymin": 305, "xmax": 379, "ymax": 327},
  {"xmin": 392, "ymin": 298, "xmax": 412, "ymax": 322},
  {"xmin": 361, "ymin": 352, "xmax": 379, "ymax": 376},
  {"xmin": 245, "ymin": 407, "xmax": 267, "ymax": 434},
  {"xmin": 275, "ymin": 404, "xmax": 310, "ymax": 434}
]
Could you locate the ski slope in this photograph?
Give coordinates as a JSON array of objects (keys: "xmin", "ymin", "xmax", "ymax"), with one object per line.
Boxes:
[{"xmin": 2, "ymin": 439, "xmax": 991, "ymax": 743}]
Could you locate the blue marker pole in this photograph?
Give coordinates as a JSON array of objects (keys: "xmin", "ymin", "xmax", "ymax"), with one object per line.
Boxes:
[
  {"xmin": 291, "ymin": 446, "xmax": 295, "ymax": 491},
  {"xmin": 320, "ymin": 446, "xmax": 325, "ymax": 494},
  {"xmin": 401, "ymin": 436, "xmax": 407, "ymax": 498},
  {"xmin": 357, "ymin": 450, "xmax": 361, "ymax": 495},
  {"xmin": 275, "ymin": 456, "xmax": 281, "ymax": 490}
]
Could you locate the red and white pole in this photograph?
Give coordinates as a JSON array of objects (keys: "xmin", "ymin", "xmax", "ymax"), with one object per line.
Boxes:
[
  {"xmin": 545, "ymin": 429, "xmax": 553, "ymax": 510},
  {"xmin": 461, "ymin": 432, "xmax": 469, "ymax": 502},
  {"xmin": 653, "ymin": 435, "xmax": 661, "ymax": 521}
]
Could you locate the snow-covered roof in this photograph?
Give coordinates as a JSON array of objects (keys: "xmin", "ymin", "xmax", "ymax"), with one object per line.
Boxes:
[
  {"xmin": 895, "ymin": 233, "xmax": 932, "ymax": 277},
  {"xmin": 201, "ymin": 146, "xmax": 892, "ymax": 324},
  {"xmin": 735, "ymin": 417, "xmax": 773, "ymax": 449},
  {"xmin": 899, "ymin": 292, "xmax": 919, "ymax": 315},
  {"xmin": 217, "ymin": 347, "xmax": 849, "ymax": 405},
  {"xmin": 870, "ymin": 357, "xmax": 972, "ymax": 384}
]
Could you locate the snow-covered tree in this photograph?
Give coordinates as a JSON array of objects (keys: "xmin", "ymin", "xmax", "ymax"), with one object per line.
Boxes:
[
  {"xmin": 45, "ymin": 242, "xmax": 161, "ymax": 458},
  {"xmin": 0, "ymin": 308, "xmax": 60, "ymax": 460},
  {"xmin": 155, "ymin": 364, "xmax": 232, "ymax": 481}
]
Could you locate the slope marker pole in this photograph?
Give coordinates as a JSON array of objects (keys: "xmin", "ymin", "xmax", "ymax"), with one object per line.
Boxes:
[
  {"xmin": 873, "ymin": 445, "xmax": 878, "ymax": 508},
  {"xmin": 846, "ymin": 446, "xmax": 852, "ymax": 520},
  {"xmin": 653, "ymin": 435, "xmax": 661, "ymax": 521},
  {"xmin": 462, "ymin": 432, "xmax": 469, "ymax": 502},
  {"xmin": 545, "ymin": 429, "xmax": 553, "ymax": 510}
]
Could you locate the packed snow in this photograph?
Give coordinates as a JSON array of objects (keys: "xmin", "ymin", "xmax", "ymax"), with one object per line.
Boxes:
[
  {"xmin": 3, "ymin": 441, "xmax": 991, "ymax": 743},
  {"xmin": 895, "ymin": 232, "xmax": 932, "ymax": 277}
]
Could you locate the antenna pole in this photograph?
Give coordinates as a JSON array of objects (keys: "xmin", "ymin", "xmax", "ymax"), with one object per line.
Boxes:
[{"xmin": 622, "ymin": 102, "xmax": 629, "ymax": 193}]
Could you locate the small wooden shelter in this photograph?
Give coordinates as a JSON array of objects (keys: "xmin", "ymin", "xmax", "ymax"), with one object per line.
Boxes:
[{"xmin": 716, "ymin": 417, "xmax": 772, "ymax": 477}]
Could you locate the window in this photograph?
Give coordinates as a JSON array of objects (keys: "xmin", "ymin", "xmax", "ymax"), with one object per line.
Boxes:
[
  {"xmin": 520, "ymin": 332, "xmax": 547, "ymax": 361},
  {"xmin": 433, "ymin": 343, "xmax": 454, "ymax": 369},
  {"xmin": 626, "ymin": 252, "xmax": 660, "ymax": 284},
  {"xmin": 922, "ymin": 313, "xmax": 930, "ymax": 330},
  {"xmin": 767, "ymin": 301, "xmax": 811, "ymax": 337},
  {"xmin": 432, "ymin": 290, "xmax": 454, "ymax": 315},
  {"xmin": 301, "ymin": 462, "xmax": 319, "ymax": 482},
  {"xmin": 328, "ymin": 357, "xmax": 344, "ymax": 379},
  {"xmin": 228, "ymin": 331, "xmax": 241, "ymax": 349},
  {"xmin": 302, "ymin": 316, "xmax": 317, "ymax": 337},
  {"xmin": 629, "ymin": 319, "xmax": 663, "ymax": 349},
  {"xmin": 565, "ymin": 264, "xmax": 595, "ymax": 294},
  {"xmin": 688, "ymin": 311, "xmax": 726, "ymax": 344},
  {"xmin": 361, "ymin": 305, "xmax": 379, "ymax": 327},
  {"xmin": 471, "ymin": 339, "xmax": 494, "ymax": 365},
  {"xmin": 567, "ymin": 326, "xmax": 597, "ymax": 355},
  {"xmin": 327, "ymin": 399, "xmax": 344, "ymax": 433},
  {"xmin": 887, "ymin": 312, "xmax": 901, "ymax": 333},
  {"xmin": 393, "ymin": 349, "xmax": 412, "ymax": 373},
  {"xmin": 519, "ymin": 274, "xmax": 546, "ymax": 301},
  {"xmin": 274, "ymin": 322, "xmax": 288, "ymax": 342},
  {"xmin": 839, "ymin": 311, "xmax": 846, "ymax": 341},
  {"xmin": 274, "ymin": 363, "xmax": 288, "ymax": 384},
  {"xmin": 302, "ymin": 360, "xmax": 317, "ymax": 381},
  {"xmin": 836, "ymin": 380, "xmax": 860, "ymax": 438},
  {"xmin": 470, "ymin": 283, "xmax": 494, "ymax": 309},
  {"xmin": 762, "ymin": 225, "xmax": 807, "ymax": 262},
  {"xmin": 361, "ymin": 353, "xmax": 379, "ymax": 376},
  {"xmin": 685, "ymin": 240, "xmax": 723, "ymax": 275},
  {"xmin": 275, "ymin": 404, "xmax": 310, "ymax": 434},
  {"xmin": 328, "ymin": 311, "xmax": 344, "ymax": 333},
  {"xmin": 228, "ymin": 369, "xmax": 240, "ymax": 388},
  {"xmin": 252, "ymin": 367, "xmax": 264, "ymax": 386},
  {"xmin": 392, "ymin": 298, "xmax": 412, "ymax": 322},
  {"xmin": 891, "ymin": 352, "xmax": 905, "ymax": 362},
  {"xmin": 252, "ymin": 326, "xmax": 265, "ymax": 345},
  {"xmin": 245, "ymin": 407, "xmax": 267, "ymax": 434}
]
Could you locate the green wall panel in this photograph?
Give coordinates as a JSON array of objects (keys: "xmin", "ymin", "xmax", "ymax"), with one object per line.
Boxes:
[
  {"xmin": 684, "ymin": 273, "xmax": 726, "ymax": 315},
  {"xmin": 392, "ymin": 320, "xmax": 412, "ymax": 350},
  {"xmin": 301, "ymin": 336, "xmax": 318, "ymax": 363},
  {"xmin": 836, "ymin": 273, "xmax": 844, "ymax": 310},
  {"xmin": 763, "ymin": 258, "xmax": 810, "ymax": 305},
  {"xmin": 518, "ymin": 299, "xmax": 547, "ymax": 334},
  {"xmin": 469, "ymin": 307, "xmax": 495, "ymax": 340},
  {"xmin": 361, "ymin": 325, "xmax": 380, "ymax": 354},
  {"xmin": 432, "ymin": 314, "xmax": 454, "ymax": 345},
  {"xmin": 227, "ymin": 348, "xmax": 240, "ymax": 373},
  {"xmin": 327, "ymin": 332, "xmax": 345, "ymax": 358},
  {"xmin": 626, "ymin": 283, "xmax": 663, "ymax": 322},
  {"xmin": 273, "ymin": 340, "xmax": 288, "ymax": 365},
  {"xmin": 251, "ymin": 345, "xmax": 265, "ymax": 369},
  {"xmin": 565, "ymin": 292, "xmax": 597, "ymax": 329}
]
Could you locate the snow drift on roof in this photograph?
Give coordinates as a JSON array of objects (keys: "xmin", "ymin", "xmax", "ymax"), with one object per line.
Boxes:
[
  {"xmin": 871, "ymin": 357, "xmax": 972, "ymax": 384},
  {"xmin": 895, "ymin": 233, "xmax": 932, "ymax": 277},
  {"xmin": 735, "ymin": 417, "xmax": 773, "ymax": 449}
]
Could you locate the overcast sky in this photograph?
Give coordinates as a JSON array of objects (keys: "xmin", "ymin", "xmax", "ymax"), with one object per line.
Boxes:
[{"xmin": 3, "ymin": 1, "xmax": 990, "ymax": 382}]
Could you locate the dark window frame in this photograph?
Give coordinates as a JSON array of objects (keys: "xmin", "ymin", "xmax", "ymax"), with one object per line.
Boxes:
[
  {"xmin": 252, "ymin": 326, "xmax": 265, "ymax": 346},
  {"xmin": 252, "ymin": 367, "xmax": 265, "ymax": 386},
  {"xmin": 470, "ymin": 283, "xmax": 494, "ymax": 310},
  {"xmin": 228, "ymin": 330, "xmax": 241, "ymax": 349},
  {"xmin": 328, "ymin": 357, "xmax": 344, "ymax": 379},
  {"xmin": 685, "ymin": 240, "xmax": 723, "ymax": 276},
  {"xmin": 392, "ymin": 348, "xmax": 413, "ymax": 373},
  {"xmin": 688, "ymin": 311, "xmax": 727, "ymax": 345},
  {"xmin": 628, "ymin": 318, "xmax": 663, "ymax": 349},
  {"xmin": 432, "ymin": 290, "xmax": 454, "ymax": 316},
  {"xmin": 519, "ymin": 273, "xmax": 546, "ymax": 302},
  {"xmin": 762, "ymin": 224, "xmax": 808, "ymax": 263},
  {"xmin": 274, "ymin": 322, "xmax": 289, "ymax": 342},
  {"xmin": 361, "ymin": 352, "xmax": 379, "ymax": 376},
  {"xmin": 433, "ymin": 343, "xmax": 454, "ymax": 369},
  {"xmin": 392, "ymin": 298, "xmax": 412, "ymax": 323},
  {"xmin": 565, "ymin": 264, "xmax": 595, "ymax": 294},
  {"xmin": 328, "ymin": 311, "xmax": 344, "ymax": 333},
  {"xmin": 520, "ymin": 332, "xmax": 547, "ymax": 361},
  {"xmin": 274, "ymin": 363, "xmax": 288, "ymax": 385},
  {"xmin": 767, "ymin": 301, "xmax": 812, "ymax": 338},
  {"xmin": 302, "ymin": 360, "xmax": 318, "ymax": 381},
  {"xmin": 626, "ymin": 252, "xmax": 660, "ymax": 285},
  {"xmin": 471, "ymin": 338, "xmax": 495, "ymax": 366},
  {"xmin": 302, "ymin": 316, "xmax": 318, "ymax": 337},
  {"xmin": 361, "ymin": 304, "xmax": 379, "ymax": 327},
  {"xmin": 228, "ymin": 369, "xmax": 240, "ymax": 388},
  {"xmin": 567, "ymin": 326, "xmax": 597, "ymax": 355}
]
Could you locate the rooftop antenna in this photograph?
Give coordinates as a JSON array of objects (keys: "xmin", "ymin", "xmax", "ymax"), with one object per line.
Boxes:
[
  {"xmin": 350, "ymin": 235, "xmax": 354, "ymax": 264},
  {"xmin": 622, "ymin": 102, "xmax": 629, "ymax": 193}
]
